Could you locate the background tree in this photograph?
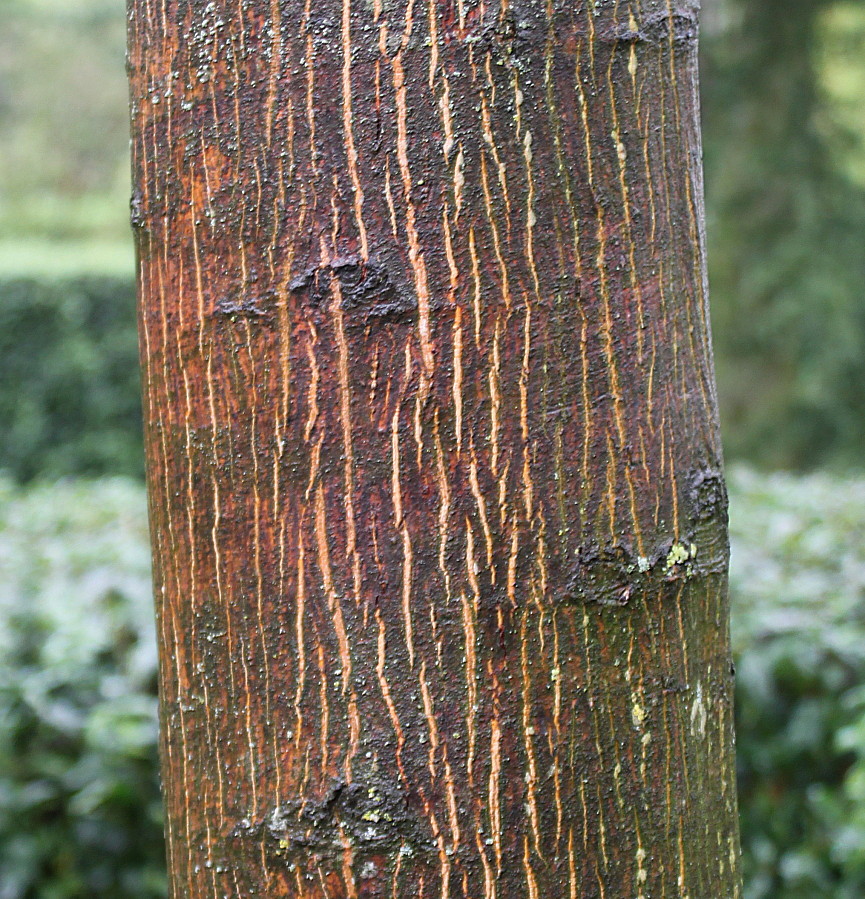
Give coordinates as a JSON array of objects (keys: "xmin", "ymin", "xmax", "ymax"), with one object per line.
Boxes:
[
  {"xmin": 128, "ymin": 0, "xmax": 741, "ymax": 896},
  {"xmin": 703, "ymin": 0, "xmax": 865, "ymax": 469}
]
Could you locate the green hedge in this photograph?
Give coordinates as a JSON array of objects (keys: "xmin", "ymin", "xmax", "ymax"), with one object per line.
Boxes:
[
  {"xmin": 1, "ymin": 470, "xmax": 864, "ymax": 897},
  {"xmin": 0, "ymin": 277, "xmax": 142, "ymax": 482}
]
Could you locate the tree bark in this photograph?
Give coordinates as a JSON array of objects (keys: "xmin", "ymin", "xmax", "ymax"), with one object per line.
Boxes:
[{"xmin": 128, "ymin": 0, "xmax": 742, "ymax": 896}]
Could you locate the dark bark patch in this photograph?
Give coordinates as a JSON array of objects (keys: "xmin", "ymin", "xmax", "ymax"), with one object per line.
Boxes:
[
  {"xmin": 446, "ymin": 5, "xmax": 533, "ymax": 66},
  {"xmin": 563, "ymin": 533, "xmax": 724, "ymax": 607},
  {"xmin": 229, "ymin": 779, "xmax": 434, "ymax": 871},
  {"xmin": 289, "ymin": 256, "xmax": 417, "ymax": 324},
  {"xmin": 604, "ymin": 10, "xmax": 698, "ymax": 47},
  {"xmin": 689, "ymin": 469, "xmax": 728, "ymax": 523},
  {"xmin": 565, "ymin": 543, "xmax": 646, "ymax": 607},
  {"xmin": 685, "ymin": 469, "xmax": 730, "ymax": 571},
  {"xmin": 481, "ymin": 9, "xmax": 531, "ymax": 66},
  {"xmin": 214, "ymin": 289, "xmax": 276, "ymax": 323},
  {"xmin": 129, "ymin": 189, "xmax": 147, "ymax": 231}
]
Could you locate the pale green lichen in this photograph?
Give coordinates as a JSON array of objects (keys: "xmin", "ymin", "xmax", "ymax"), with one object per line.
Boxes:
[{"xmin": 665, "ymin": 541, "xmax": 698, "ymax": 572}]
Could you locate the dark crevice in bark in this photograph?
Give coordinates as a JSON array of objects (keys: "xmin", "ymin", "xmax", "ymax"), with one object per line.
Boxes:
[
  {"xmin": 564, "ymin": 467, "xmax": 729, "ymax": 607},
  {"xmin": 130, "ymin": 189, "xmax": 147, "ymax": 231},
  {"xmin": 690, "ymin": 468, "xmax": 728, "ymax": 522}
]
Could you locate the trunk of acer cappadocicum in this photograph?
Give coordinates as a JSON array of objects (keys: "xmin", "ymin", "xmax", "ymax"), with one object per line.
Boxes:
[{"xmin": 128, "ymin": 0, "xmax": 742, "ymax": 895}]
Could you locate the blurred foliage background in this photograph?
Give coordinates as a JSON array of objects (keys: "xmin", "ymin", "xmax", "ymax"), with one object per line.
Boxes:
[
  {"xmin": 703, "ymin": 0, "xmax": 865, "ymax": 470},
  {"xmin": 1, "ymin": 0, "xmax": 864, "ymax": 896}
]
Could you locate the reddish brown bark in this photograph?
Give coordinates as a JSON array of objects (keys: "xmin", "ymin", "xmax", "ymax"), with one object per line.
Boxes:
[{"xmin": 129, "ymin": 0, "xmax": 742, "ymax": 896}]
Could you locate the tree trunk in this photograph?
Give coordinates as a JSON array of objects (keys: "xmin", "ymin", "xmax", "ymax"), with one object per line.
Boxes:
[{"xmin": 128, "ymin": 0, "xmax": 742, "ymax": 896}]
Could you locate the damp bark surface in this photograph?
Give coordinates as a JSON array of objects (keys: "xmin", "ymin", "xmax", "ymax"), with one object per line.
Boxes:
[{"xmin": 127, "ymin": 0, "xmax": 742, "ymax": 896}]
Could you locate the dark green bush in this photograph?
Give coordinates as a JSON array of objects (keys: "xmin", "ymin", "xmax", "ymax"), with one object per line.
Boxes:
[
  {"xmin": 2, "ymin": 470, "xmax": 864, "ymax": 898},
  {"xmin": 0, "ymin": 277, "xmax": 143, "ymax": 482}
]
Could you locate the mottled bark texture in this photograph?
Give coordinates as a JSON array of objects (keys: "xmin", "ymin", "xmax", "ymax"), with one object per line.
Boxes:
[{"xmin": 128, "ymin": 0, "xmax": 741, "ymax": 895}]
